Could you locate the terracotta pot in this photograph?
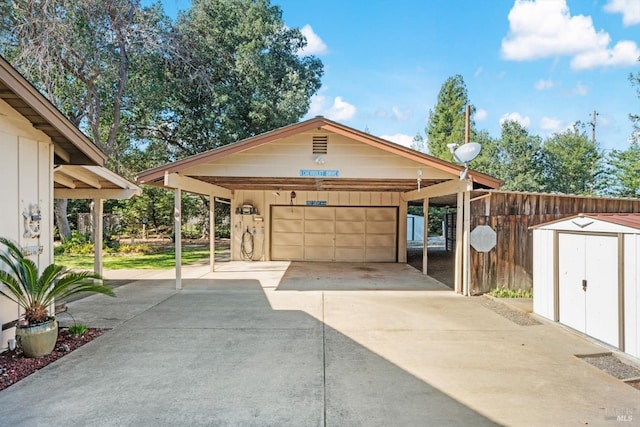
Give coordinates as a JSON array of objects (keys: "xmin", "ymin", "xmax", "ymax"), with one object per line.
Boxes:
[{"xmin": 15, "ymin": 319, "xmax": 58, "ymax": 358}]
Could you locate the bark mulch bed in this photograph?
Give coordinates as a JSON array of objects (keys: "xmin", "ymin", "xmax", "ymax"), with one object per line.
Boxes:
[{"xmin": 0, "ymin": 328, "xmax": 105, "ymax": 392}]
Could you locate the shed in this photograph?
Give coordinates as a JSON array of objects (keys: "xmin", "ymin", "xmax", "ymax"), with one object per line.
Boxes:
[{"xmin": 531, "ymin": 213, "xmax": 640, "ymax": 359}]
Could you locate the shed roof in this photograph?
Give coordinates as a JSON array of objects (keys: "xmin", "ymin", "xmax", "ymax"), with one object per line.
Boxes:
[
  {"xmin": 531, "ymin": 213, "xmax": 640, "ymax": 230},
  {"xmin": 0, "ymin": 55, "xmax": 106, "ymax": 166},
  {"xmin": 137, "ymin": 116, "xmax": 501, "ymax": 193}
]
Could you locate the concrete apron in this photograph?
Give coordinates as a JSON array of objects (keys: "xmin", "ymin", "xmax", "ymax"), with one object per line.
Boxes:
[{"xmin": 0, "ymin": 262, "xmax": 637, "ymax": 427}]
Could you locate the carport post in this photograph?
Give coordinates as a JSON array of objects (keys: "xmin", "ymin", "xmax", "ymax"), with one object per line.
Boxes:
[
  {"xmin": 463, "ymin": 190, "xmax": 471, "ymax": 296},
  {"xmin": 92, "ymin": 198, "xmax": 104, "ymax": 281},
  {"xmin": 209, "ymin": 193, "xmax": 215, "ymax": 272},
  {"xmin": 422, "ymin": 197, "xmax": 429, "ymax": 275},
  {"xmin": 454, "ymin": 192, "xmax": 463, "ymax": 293},
  {"xmin": 174, "ymin": 187, "xmax": 182, "ymax": 290}
]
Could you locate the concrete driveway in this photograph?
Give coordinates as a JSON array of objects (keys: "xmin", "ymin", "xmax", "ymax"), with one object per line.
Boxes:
[{"xmin": 0, "ymin": 262, "xmax": 637, "ymax": 426}]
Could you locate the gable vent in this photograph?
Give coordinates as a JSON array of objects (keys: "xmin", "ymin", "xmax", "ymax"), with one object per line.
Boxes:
[{"xmin": 312, "ymin": 135, "xmax": 328, "ymax": 154}]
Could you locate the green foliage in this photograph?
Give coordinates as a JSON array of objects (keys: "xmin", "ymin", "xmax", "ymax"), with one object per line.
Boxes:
[
  {"xmin": 117, "ymin": 243, "xmax": 153, "ymax": 254},
  {"xmin": 605, "ymin": 142, "xmax": 640, "ymax": 197},
  {"xmin": 68, "ymin": 324, "xmax": 88, "ymax": 337},
  {"xmin": 492, "ymin": 120, "xmax": 544, "ymax": 192},
  {"xmin": 426, "ymin": 75, "xmax": 474, "ymax": 160},
  {"xmin": 489, "ymin": 287, "xmax": 533, "ymax": 298},
  {"xmin": 541, "ymin": 125, "xmax": 602, "ymax": 195},
  {"xmin": 54, "ymin": 232, "xmax": 94, "ymax": 255},
  {"xmin": 0, "ymin": 237, "xmax": 115, "ymax": 324},
  {"xmin": 164, "ymin": 0, "xmax": 324, "ymax": 157},
  {"xmin": 55, "ymin": 247, "xmax": 210, "ymax": 270}
]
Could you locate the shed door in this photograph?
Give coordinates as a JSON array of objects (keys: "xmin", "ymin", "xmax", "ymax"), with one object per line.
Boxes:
[
  {"xmin": 271, "ymin": 206, "xmax": 397, "ymax": 262},
  {"xmin": 558, "ymin": 233, "xmax": 619, "ymax": 348}
]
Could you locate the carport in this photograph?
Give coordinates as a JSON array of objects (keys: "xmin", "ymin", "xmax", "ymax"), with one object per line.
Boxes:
[{"xmin": 136, "ymin": 117, "xmax": 501, "ymax": 294}]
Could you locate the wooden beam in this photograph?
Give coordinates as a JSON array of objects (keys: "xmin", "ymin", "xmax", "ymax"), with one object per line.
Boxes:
[
  {"xmin": 210, "ymin": 195, "xmax": 215, "ymax": 272},
  {"xmin": 402, "ymin": 179, "xmax": 469, "ymax": 202},
  {"xmin": 93, "ymin": 198, "xmax": 103, "ymax": 279},
  {"xmin": 174, "ymin": 188, "xmax": 182, "ymax": 290},
  {"xmin": 455, "ymin": 192, "xmax": 463, "ymax": 293},
  {"xmin": 53, "ymin": 173, "xmax": 76, "ymax": 189},
  {"xmin": 54, "ymin": 144, "xmax": 71, "ymax": 163},
  {"xmin": 164, "ymin": 172, "xmax": 232, "ymax": 198},
  {"xmin": 54, "ymin": 188, "xmax": 139, "ymax": 199},
  {"xmin": 56, "ymin": 166, "xmax": 102, "ymax": 188},
  {"xmin": 423, "ymin": 197, "xmax": 429, "ymax": 275},
  {"xmin": 463, "ymin": 190, "xmax": 471, "ymax": 296}
]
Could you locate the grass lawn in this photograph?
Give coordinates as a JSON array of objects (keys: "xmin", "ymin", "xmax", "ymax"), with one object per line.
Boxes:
[{"xmin": 55, "ymin": 247, "xmax": 214, "ymax": 270}]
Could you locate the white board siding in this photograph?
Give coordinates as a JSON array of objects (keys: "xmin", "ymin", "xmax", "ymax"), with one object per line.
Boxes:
[
  {"xmin": 625, "ymin": 235, "xmax": 639, "ymax": 358},
  {"xmin": 271, "ymin": 206, "xmax": 397, "ymax": 262},
  {"xmin": 532, "ymin": 229, "xmax": 554, "ymax": 321}
]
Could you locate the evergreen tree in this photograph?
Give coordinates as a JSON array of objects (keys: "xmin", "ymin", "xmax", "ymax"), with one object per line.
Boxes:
[
  {"xmin": 541, "ymin": 125, "xmax": 602, "ymax": 195},
  {"xmin": 426, "ymin": 74, "xmax": 474, "ymax": 160}
]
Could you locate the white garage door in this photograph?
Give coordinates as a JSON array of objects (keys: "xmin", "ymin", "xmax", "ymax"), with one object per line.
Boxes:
[{"xmin": 271, "ymin": 206, "xmax": 397, "ymax": 262}]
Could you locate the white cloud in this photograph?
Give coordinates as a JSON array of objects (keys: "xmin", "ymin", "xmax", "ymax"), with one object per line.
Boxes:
[
  {"xmin": 326, "ymin": 96, "xmax": 356, "ymax": 121},
  {"xmin": 540, "ymin": 116, "xmax": 565, "ymax": 132},
  {"xmin": 307, "ymin": 94, "xmax": 357, "ymax": 121},
  {"xmin": 535, "ymin": 79, "xmax": 554, "ymax": 90},
  {"xmin": 604, "ymin": 0, "xmax": 640, "ymax": 26},
  {"xmin": 391, "ymin": 106, "xmax": 411, "ymax": 121},
  {"xmin": 299, "ymin": 25, "xmax": 327, "ymax": 56},
  {"xmin": 501, "ymin": 0, "xmax": 640, "ymax": 69},
  {"xmin": 474, "ymin": 108, "xmax": 488, "ymax": 121},
  {"xmin": 308, "ymin": 94, "xmax": 327, "ymax": 117},
  {"xmin": 473, "ymin": 67, "xmax": 483, "ymax": 77},
  {"xmin": 499, "ymin": 112, "xmax": 531, "ymax": 127},
  {"xmin": 572, "ymin": 81, "xmax": 588, "ymax": 96},
  {"xmin": 380, "ymin": 133, "xmax": 414, "ymax": 148},
  {"xmin": 571, "ymin": 40, "xmax": 640, "ymax": 69}
]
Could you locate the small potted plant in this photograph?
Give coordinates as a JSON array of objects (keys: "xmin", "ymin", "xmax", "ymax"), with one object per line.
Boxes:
[{"xmin": 0, "ymin": 237, "xmax": 115, "ymax": 357}]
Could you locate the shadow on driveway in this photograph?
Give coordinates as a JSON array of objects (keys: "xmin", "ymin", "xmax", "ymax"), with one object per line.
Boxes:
[{"xmin": 0, "ymin": 279, "xmax": 498, "ymax": 426}]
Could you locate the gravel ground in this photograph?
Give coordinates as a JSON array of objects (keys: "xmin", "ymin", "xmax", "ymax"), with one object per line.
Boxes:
[
  {"xmin": 476, "ymin": 297, "xmax": 541, "ymax": 326},
  {"xmin": 0, "ymin": 328, "xmax": 105, "ymax": 392},
  {"xmin": 579, "ymin": 354, "xmax": 640, "ymax": 381}
]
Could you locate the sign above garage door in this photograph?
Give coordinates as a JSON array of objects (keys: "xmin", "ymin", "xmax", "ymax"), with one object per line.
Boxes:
[{"xmin": 271, "ymin": 206, "xmax": 397, "ymax": 262}]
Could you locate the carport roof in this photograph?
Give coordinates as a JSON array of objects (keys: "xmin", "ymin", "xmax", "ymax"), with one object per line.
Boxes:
[
  {"xmin": 54, "ymin": 165, "xmax": 142, "ymax": 200},
  {"xmin": 0, "ymin": 55, "xmax": 106, "ymax": 166},
  {"xmin": 136, "ymin": 116, "xmax": 501, "ymax": 192}
]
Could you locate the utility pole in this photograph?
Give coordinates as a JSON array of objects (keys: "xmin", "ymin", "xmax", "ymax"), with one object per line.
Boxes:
[
  {"xmin": 589, "ymin": 110, "xmax": 598, "ymax": 144},
  {"xmin": 588, "ymin": 110, "xmax": 599, "ymax": 194}
]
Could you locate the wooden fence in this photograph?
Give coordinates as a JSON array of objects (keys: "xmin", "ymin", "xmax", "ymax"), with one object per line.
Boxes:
[{"xmin": 469, "ymin": 191, "xmax": 640, "ymax": 293}]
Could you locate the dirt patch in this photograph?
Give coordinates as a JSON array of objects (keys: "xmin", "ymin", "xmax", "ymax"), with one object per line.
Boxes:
[
  {"xmin": 578, "ymin": 353, "xmax": 640, "ymax": 381},
  {"xmin": 0, "ymin": 328, "xmax": 105, "ymax": 392}
]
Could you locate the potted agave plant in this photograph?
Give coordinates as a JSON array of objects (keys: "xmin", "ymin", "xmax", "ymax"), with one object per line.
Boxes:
[{"xmin": 0, "ymin": 237, "xmax": 115, "ymax": 357}]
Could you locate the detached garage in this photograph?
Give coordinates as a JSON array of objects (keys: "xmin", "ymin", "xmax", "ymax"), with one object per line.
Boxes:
[
  {"xmin": 137, "ymin": 116, "xmax": 501, "ymax": 292},
  {"xmin": 532, "ymin": 213, "xmax": 640, "ymax": 359}
]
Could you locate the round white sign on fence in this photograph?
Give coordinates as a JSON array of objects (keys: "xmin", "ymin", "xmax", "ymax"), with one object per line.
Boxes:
[{"xmin": 470, "ymin": 225, "xmax": 497, "ymax": 252}]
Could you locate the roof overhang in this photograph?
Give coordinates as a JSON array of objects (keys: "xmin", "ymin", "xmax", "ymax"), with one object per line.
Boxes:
[
  {"xmin": 0, "ymin": 55, "xmax": 106, "ymax": 166},
  {"xmin": 54, "ymin": 165, "xmax": 142, "ymax": 200},
  {"xmin": 137, "ymin": 117, "xmax": 501, "ymax": 197}
]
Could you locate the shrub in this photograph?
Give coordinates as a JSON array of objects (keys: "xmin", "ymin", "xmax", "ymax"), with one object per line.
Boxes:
[
  {"xmin": 489, "ymin": 287, "xmax": 533, "ymax": 298},
  {"xmin": 68, "ymin": 324, "xmax": 88, "ymax": 337}
]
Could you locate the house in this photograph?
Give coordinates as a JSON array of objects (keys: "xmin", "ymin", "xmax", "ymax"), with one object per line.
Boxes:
[
  {"xmin": 0, "ymin": 55, "xmax": 140, "ymax": 351},
  {"xmin": 136, "ymin": 116, "xmax": 502, "ymax": 292}
]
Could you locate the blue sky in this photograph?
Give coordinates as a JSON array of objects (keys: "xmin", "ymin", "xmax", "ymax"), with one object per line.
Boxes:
[{"xmin": 160, "ymin": 0, "xmax": 640, "ymax": 152}]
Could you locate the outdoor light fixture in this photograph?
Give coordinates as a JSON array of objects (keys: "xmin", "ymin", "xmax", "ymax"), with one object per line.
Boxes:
[
  {"xmin": 314, "ymin": 155, "xmax": 325, "ymax": 165},
  {"xmin": 447, "ymin": 142, "xmax": 482, "ymax": 180},
  {"xmin": 417, "ymin": 168, "xmax": 423, "ymax": 191}
]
